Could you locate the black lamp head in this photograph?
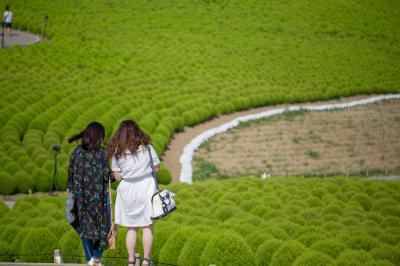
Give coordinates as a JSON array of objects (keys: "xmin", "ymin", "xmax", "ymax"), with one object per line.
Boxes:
[{"xmin": 52, "ymin": 144, "xmax": 61, "ymax": 153}]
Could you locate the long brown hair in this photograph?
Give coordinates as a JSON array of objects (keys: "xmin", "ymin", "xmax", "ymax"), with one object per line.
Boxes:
[
  {"xmin": 68, "ymin": 122, "xmax": 105, "ymax": 151},
  {"xmin": 106, "ymin": 120, "xmax": 150, "ymax": 159}
]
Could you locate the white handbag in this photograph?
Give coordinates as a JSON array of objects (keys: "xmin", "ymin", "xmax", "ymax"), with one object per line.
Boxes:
[{"xmin": 148, "ymin": 146, "xmax": 177, "ymax": 221}]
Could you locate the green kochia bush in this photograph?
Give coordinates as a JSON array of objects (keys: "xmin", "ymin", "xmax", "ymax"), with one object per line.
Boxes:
[
  {"xmin": 0, "ymin": 241, "xmax": 13, "ymax": 262},
  {"xmin": 10, "ymin": 227, "xmax": 32, "ymax": 256},
  {"xmin": 158, "ymin": 227, "xmax": 198, "ymax": 265},
  {"xmin": 21, "ymin": 228, "xmax": 58, "ymax": 263},
  {"xmin": 178, "ymin": 232, "xmax": 211, "ymax": 266},
  {"xmin": 255, "ymin": 239, "xmax": 285, "ymax": 266},
  {"xmin": 58, "ymin": 230, "xmax": 84, "ymax": 264},
  {"xmin": 157, "ymin": 163, "xmax": 172, "ymax": 185},
  {"xmin": 15, "ymin": 171, "xmax": 34, "ymax": 193},
  {"xmin": 310, "ymin": 239, "xmax": 347, "ymax": 259},
  {"xmin": 293, "ymin": 251, "xmax": 334, "ymax": 266},
  {"xmin": 0, "ymin": 171, "xmax": 16, "ymax": 194},
  {"xmin": 200, "ymin": 231, "xmax": 255, "ymax": 265},
  {"xmin": 370, "ymin": 244, "xmax": 400, "ymax": 265},
  {"xmin": 270, "ymin": 240, "xmax": 306, "ymax": 266},
  {"xmin": 0, "ymin": 201, "xmax": 9, "ymax": 218},
  {"xmin": 335, "ymin": 249, "xmax": 375, "ymax": 266},
  {"xmin": 0, "ymin": 225, "xmax": 20, "ymax": 244}
]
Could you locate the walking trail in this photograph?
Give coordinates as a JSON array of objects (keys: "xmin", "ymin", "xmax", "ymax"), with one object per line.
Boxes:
[
  {"xmin": 0, "ymin": 28, "xmax": 42, "ymax": 48},
  {"xmin": 162, "ymin": 94, "xmax": 399, "ymax": 182}
]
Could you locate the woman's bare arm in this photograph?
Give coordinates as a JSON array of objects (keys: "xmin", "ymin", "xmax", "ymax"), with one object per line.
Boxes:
[{"xmin": 113, "ymin": 171, "xmax": 122, "ymax": 181}]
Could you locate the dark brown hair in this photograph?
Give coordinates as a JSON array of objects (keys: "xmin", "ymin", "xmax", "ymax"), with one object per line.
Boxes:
[
  {"xmin": 106, "ymin": 120, "xmax": 150, "ymax": 159},
  {"xmin": 68, "ymin": 122, "xmax": 105, "ymax": 151}
]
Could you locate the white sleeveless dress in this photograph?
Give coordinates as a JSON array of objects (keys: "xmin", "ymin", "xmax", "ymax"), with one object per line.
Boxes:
[{"xmin": 112, "ymin": 145, "xmax": 160, "ymax": 227}]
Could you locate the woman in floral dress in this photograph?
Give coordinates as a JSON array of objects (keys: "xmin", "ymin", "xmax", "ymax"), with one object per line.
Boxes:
[{"xmin": 68, "ymin": 122, "xmax": 113, "ymax": 266}]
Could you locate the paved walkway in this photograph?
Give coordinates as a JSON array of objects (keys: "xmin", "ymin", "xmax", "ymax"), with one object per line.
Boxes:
[{"xmin": 0, "ymin": 28, "xmax": 42, "ymax": 48}]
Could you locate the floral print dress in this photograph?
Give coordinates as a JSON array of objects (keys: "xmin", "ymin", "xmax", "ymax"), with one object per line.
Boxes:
[{"xmin": 68, "ymin": 145, "xmax": 112, "ymax": 250}]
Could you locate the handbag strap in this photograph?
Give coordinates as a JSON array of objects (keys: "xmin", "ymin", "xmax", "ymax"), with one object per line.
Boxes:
[
  {"xmin": 108, "ymin": 177, "xmax": 114, "ymax": 222},
  {"xmin": 148, "ymin": 145, "xmax": 159, "ymax": 191}
]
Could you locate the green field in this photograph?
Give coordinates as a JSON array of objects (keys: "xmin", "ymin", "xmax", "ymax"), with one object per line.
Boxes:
[
  {"xmin": 0, "ymin": 177, "xmax": 399, "ymax": 265},
  {"xmin": 0, "ymin": 0, "xmax": 399, "ymax": 194}
]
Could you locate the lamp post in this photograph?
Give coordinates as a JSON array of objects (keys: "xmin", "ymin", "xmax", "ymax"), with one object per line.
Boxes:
[
  {"xmin": 43, "ymin": 15, "xmax": 48, "ymax": 38},
  {"xmin": 50, "ymin": 144, "xmax": 61, "ymax": 195},
  {"xmin": 1, "ymin": 21, "xmax": 4, "ymax": 48}
]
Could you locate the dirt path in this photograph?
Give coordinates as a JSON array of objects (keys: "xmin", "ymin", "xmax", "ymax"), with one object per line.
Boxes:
[{"xmin": 163, "ymin": 94, "xmax": 384, "ymax": 182}]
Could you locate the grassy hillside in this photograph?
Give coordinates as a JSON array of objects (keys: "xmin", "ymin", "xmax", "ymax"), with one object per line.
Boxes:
[
  {"xmin": 0, "ymin": 177, "xmax": 399, "ymax": 265},
  {"xmin": 0, "ymin": 0, "xmax": 399, "ymax": 194}
]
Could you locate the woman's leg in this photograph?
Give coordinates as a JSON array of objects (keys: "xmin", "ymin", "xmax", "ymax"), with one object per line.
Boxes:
[
  {"xmin": 142, "ymin": 224, "xmax": 154, "ymax": 259},
  {"xmin": 81, "ymin": 238, "xmax": 93, "ymax": 262},
  {"xmin": 126, "ymin": 227, "xmax": 138, "ymax": 262}
]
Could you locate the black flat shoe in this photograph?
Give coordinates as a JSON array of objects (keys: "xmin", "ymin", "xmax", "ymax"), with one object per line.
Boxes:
[{"xmin": 127, "ymin": 258, "xmax": 136, "ymax": 266}]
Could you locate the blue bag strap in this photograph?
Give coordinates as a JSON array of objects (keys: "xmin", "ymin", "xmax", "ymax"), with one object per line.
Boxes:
[{"xmin": 148, "ymin": 145, "xmax": 159, "ymax": 191}]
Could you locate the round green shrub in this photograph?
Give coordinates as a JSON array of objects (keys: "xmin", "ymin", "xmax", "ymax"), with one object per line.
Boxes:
[
  {"xmin": 58, "ymin": 229, "xmax": 84, "ymax": 263},
  {"xmin": 259, "ymin": 224, "xmax": 290, "ymax": 240},
  {"xmin": 296, "ymin": 232, "xmax": 325, "ymax": 247},
  {"xmin": 293, "ymin": 250, "xmax": 333, "ymax": 266},
  {"xmin": 245, "ymin": 232, "xmax": 274, "ymax": 252},
  {"xmin": 0, "ymin": 171, "xmax": 16, "ymax": 194},
  {"xmin": 14, "ymin": 195, "xmax": 40, "ymax": 208},
  {"xmin": 370, "ymin": 244, "xmax": 400, "ymax": 265},
  {"xmin": 381, "ymin": 216, "xmax": 400, "ymax": 227},
  {"xmin": 10, "ymin": 227, "xmax": 32, "ymax": 257},
  {"xmin": 343, "ymin": 234, "xmax": 379, "ymax": 251},
  {"xmin": 335, "ymin": 249, "xmax": 375, "ymax": 266},
  {"xmin": 48, "ymin": 221, "xmax": 71, "ymax": 239},
  {"xmin": 255, "ymin": 239, "xmax": 285, "ymax": 266},
  {"xmin": 21, "ymin": 228, "xmax": 57, "ymax": 262},
  {"xmin": 214, "ymin": 205, "xmax": 244, "ymax": 222},
  {"xmin": 310, "ymin": 239, "xmax": 347, "ymax": 259},
  {"xmin": 321, "ymin": 221, "xmax": 343, "ymax": 232},
  {"xmin": 177, "ymin": 232, "xmax": 211, "ymax": 266},
  {"xmin": 157, "ymin": 163, "xmax": 172, "ymax": 185},
  {"xmin": 218, "ymin": 219, "xmax": 257, "ymax": 237},
  {"xmin": 14, "ymin": 216, "xmax": 29, "ymax": 227},
  {"xmin": 32, "ymin": 168, "xmax": 51, "ymax": 192},
  {"xmin": 0, "ymin": 225, "xmax": 20, "ymax": 244},
  {"xmin": 152, "ymin": 223, "xmax": 178, "ymax": 261},
  {"xmin": 380, "ymin": 205, "xmax": 400, "ymax": 217},
  {"xmin": 3, "ymin": 162, "xmax": 20, "ymax": 175},
  {"xmin": 0, "ymin": 241, "xmax": 13, "ymax": 262},
  {"xmin": 13, "ymin": 201, "xmax": 34, "ymax": 213},
  {"xmin": 15, "ymin": 171, "xmax": 34, "ymax": 193},
  {"xmin": 0, "ymin": 201, "xmax": 9, "ymax": 218},
  {"xmin": 25, "ymin": 216, "xmax": 56, "ymax": 227},
  {"xmin": 159, "ymin": 227, "xmax": 198, "ymax": 264},
  {"xmin": 200, "ymin": 231, "xmax": 255, "ymax": 265},
  {"xmin": 270, "ymin": 240, "xmax": 307, "ymax": 266},
  {"xmin": 374, "ymin": 260, "xmax": 395, "ymax": 266}
]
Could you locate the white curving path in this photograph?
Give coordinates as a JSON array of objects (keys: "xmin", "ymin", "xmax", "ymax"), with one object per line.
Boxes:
[{"xmin": 179, "ymin": 94, "xmax": 400, "ymax": 183}]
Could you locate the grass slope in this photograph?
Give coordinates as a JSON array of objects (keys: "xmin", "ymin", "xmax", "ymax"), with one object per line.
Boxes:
[{"xmin": 0, "ymin": 0, "xmax": 399, "ymax": 194}]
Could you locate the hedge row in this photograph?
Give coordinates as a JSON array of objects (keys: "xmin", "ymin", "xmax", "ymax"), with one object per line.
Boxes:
[{"xmin": 0, "ymin": 177, "xmax": 399, "ymax": 265}]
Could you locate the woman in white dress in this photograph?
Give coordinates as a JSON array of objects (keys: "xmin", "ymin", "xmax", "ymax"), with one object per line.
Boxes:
[{"xmin": 106, "ymin": 120, "xmax": 160, "ymax": 266}]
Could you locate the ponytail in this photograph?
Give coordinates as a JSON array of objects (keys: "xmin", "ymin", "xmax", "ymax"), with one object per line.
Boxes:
[
  {"xmin": 68, "ymin": 131, "xmax": 84, "ymax": 143},
  {"xmin": 68, "ymin": 122, "xmax": 105, "ymax": 151}
]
